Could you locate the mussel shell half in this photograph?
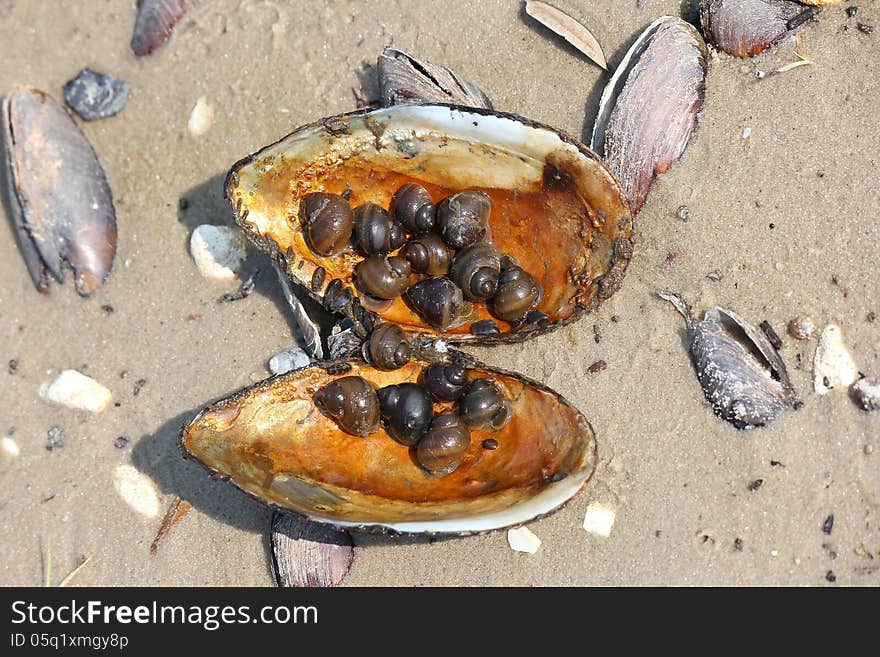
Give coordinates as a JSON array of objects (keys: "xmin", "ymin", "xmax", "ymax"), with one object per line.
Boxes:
[
  {"xmin": 591, "ymin": 17, "xmax": 708, "ymax": 214},
  {"xmin": 699, "ymin": 0, "xmax": 805, "ymax": 59},
  {"xmin": 226, "ymin": 103, "xmax": 633, "ymax": 344},
  {"xmin": 180, "ymin": 357, "xmax": 597, "ymax": 534}
]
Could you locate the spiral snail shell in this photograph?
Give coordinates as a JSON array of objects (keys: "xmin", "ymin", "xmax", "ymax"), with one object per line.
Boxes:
[
  {"xmin": 489, "ymin": 259, "xmax": 541, "ymax": 322},
  {"xmin": 353, "ymin": 202, "xmax": 406, "ymax": 255},
  {"xmin": 377, "ymin": 383, "xmax": 434, "ymax": 446},
  {"xmin": 364, "ymin": 322, "xmax": 412, "ymax": 370},
  {"xmin": 312, "ymin": 375, "xmax": 380, "ymax": 437},
  {"xmin": 354, "ymin": 255, "xmax": 412, "ymax": 300},
  {"xmin": 391, "ymin": 182, "xmax": 435, "ymax": 234},
  {"xmin": 401, "ymin": 232, "xmax": 452, "ymax": 276},
  {"xmin": 299, "ymin": 192, "xmax": 353, "ymax": 256},
  {"xmin": 423, "ymin": 362, "xmax": 469, "ymax": 402},
  {"xmin": 405, "ymin": 276, "xmax": 465, "ymax": 330},
  {"xmin": 459, "ymin": 378, "xmax": 510, "ymax": 430},
  {"xmin": 451, "ymin": 242, "xmax": 500, "ymax": 301},
  {"xmin": 416, "ymin": 410, "xmax": 472, "ymax": 475},
  {"xmin": 436, "ymin": 189, "xmax": 491, "ymax": 249}
]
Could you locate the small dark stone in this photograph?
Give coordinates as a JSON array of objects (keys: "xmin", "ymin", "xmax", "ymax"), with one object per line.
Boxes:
[
  {"xmin": 63, "ymin": 68, "xmax": 130, "ymax": 121},
  {"xmin": 822, "ymin": 514, "xmax": 834, "ymax": 535},
  {"xmin": 857, "ymin": 22, "xmax": 873, "ymax": 34},
  {"xmin": 825, "ymin": 570, "xmax": 836, "ymax": 583},
  {"xmin": 482, "ymin": 438, "xmax": 498, "ymax": 450},
  {"xmin": 846, "ymin": 7, "xmax": 858, "ymax": 18},
  {"xmin": 470, "ymin": 319, "xmax": 500, "ymax": 335},
  {"xmin": 8, "ymin": 359, "xmax": 18, "ymax": 375},
  {"xmin": 770, "ymin": 460, "xmax": 784, "ymax": 467},
  {"xmin": 46, "ymin": 426, "xmax": 66, "ymax": 451},
  {"xmin": 593, "ymin": 324, "xmax": 601, "ymax": 344},
  {"xmin": 588, "ymin": 360, "xmax": 607, "ymax": 374},
  {"xmin": 706, "ymin": 268, "xmax": 723, "ymax": 282},
  {"xmin": 747, "ymin": 479, "xmax": 763, "ymax": 492},
  {"xmin": 179, "ymin": 197, "xmax": 190, "ymax": 211},
  {"xmin": 868, "ymin": 311, "xmax": 876, "ymax": 323},
  {"xmin": 113, "ymin": 435, "xmax": 130, "ymax": 449},
  {"xmin": 760, "ymin": 321, "xmax": 783, "ymax": 351},
  {"xmin": 769, "ymin": 223, "xmax": 775, "ymax": 230},
  {"xmin": 611, "ymin": 315, "xmax": 620, "ymax": 323},
  {"xmin": 734, "ymin": 537, "xmax": 743, "ymax": 551},
  {"xmin": 7, "ymin": 427, "xmax": 16, "ymax": 436},
  {"xmin": 133, "ymin": 378, "xmax": 147, "ymax": 396},
  {"xmin": 101, "ymin": 304, "xmax": 115, "ymax": 315}
]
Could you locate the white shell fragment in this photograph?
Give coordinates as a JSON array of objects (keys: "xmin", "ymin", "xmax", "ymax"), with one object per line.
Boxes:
[
  {"xmin": 1, "ymin": 437, "xmax": 20, "ymax": 460},
  {"xmin": 39, "ymin": 370, "xmax": 112, "ymax": 412},
  {"xmin": 113, "ymin": 465, "xmax": 160, "ymax": 518},
  {"xmin": 507, "ymin": 526, "xmax": 542, "ymax": 554},
  {"xmin": 187, "ymin": 96, "xmax": 214, "ymax": 136},
  {"xmin": 852, "ymin": 377, "xmax": 880, "ymax": 411},
  {"xmin": 189, "ymin": 225, "xmax": 248, "ymax": 280},
  {"xmin": 813, "ymin": 324, "xmax": 859, "ymax": 395},
  {"xmin": 583, "ymin": 502, "xmax": 616, "ymax": 537},
  {"xmin": 525, "ymin": 0, "xmax": 607, "ymax": 70},
  {"xmin": 268, "ymin": 346, "xmax": 311, "ymax": 376}
]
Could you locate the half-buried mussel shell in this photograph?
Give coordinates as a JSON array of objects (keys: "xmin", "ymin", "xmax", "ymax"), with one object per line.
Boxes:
[
  {"xmin": 591, "ymin": 17, "xmax": 708, "ymax": 214},
  {"xmin": 226, "ymin": 103, "xmax": 633, "ymax": 343},
  {"xmin": 2, "ymin": 86, "xmax": 117, "ymax": 296},
  {"xmin": 658, "ymin": 290, "xmax": 800, "ymax": 429},
  {"xmin": 699, "ymin": 0, "xmax": 809, "ymax": 59},
  {"xmin": 181, "ymin": 356, "xmax": 597, "ymax": 533}
]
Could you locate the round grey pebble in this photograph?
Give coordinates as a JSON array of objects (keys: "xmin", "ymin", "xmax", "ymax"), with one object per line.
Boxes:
[{"xmin": 63, "ymin": 68, "xmax": 130, "ymax": 121}]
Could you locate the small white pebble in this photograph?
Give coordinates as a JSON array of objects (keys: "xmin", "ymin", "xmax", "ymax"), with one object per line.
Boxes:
[
  {"xmin": 268, "ymin": 346, "xmax": 311, "ymax": 375},
  {"xmin": 771, "ymin": 549, "xmax": 779, "ymax": 557},
  {"xmin": 39, "ymin": 370, "xmax": 112, "ymax": 412},
  {"xmin": 813, "ymin": 324, "xmax": 859, "ymax": 395},
  {"xmin": 793, "ymin": 557, "xmax": 801, "ymax": 566},
  {"xmin": 188, "ymin": 96, "xmax": 214, "ymax": 136},
  {"xmin": 583, "ymin": 502, "xmax": 616, "ymax": 537},
  {"xmin": 1, "ymin": 437, "xmax": 20, "ymax": 458},
  {"xmin": 507, "ymin": 526, "xmax": 541, "ymax": 554},
  {"xmin": 190, "ymin": 225, "xmax": 248, "ymax": 280},
  {"xmin": 742, "ymin": 127, "xmax": 752, "ymax": 139},
  {"xmin": 113, "ymin": 465, "xmax": 160, "ymax": 518}
]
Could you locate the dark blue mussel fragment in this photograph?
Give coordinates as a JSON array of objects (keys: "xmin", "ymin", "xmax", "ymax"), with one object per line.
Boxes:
[
  {"xmin": 2, "ymin": 86, "xmax": 117, "ymax": 296},
  {"xmin": 63, "ymin": 68, "xmax": 130, "ymax": 121}
]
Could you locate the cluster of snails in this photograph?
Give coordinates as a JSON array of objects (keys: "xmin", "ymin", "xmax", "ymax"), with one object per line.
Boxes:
[
  {"xmin": 312, "ymin": 363, "xmax": 510, "ymax": 476},
  {"xmin": 299, "ymin": 183, "xmax": 542, "ymax": 332}
]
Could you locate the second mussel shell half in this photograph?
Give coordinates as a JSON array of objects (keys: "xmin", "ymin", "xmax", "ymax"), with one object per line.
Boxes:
[
  {"xmin": 226, "ymin": 103, "xmax": 633, "ymax": 343},
  {"xmin": 181, "ymin": 356, "xmax": 596, "ymax": 534},
  {"xmin": 699, "ymin": 0, "xmax": 810, "ymax": 59},
  {"xmin": 591, "ymin": 16, "xmax": 708, "ymax": 214}
]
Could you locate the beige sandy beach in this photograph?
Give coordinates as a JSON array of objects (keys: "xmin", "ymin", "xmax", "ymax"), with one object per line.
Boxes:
[{"xmin": 0, "ymin": 0, "xmax": 878, "ymax": 586}]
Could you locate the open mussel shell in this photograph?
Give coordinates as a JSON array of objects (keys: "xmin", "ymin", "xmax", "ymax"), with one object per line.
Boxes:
[
  {"xmin": 2, "ymin": 86, "xmax": 117, "ymax": 295},
  {"xmin": 591, "ymin": 17, "xmax": 708, "ymax": 214},
  {"xmin": 180, "ymin": 356, "xmax": 597, "ymax": 534},
  {"xmin": 226, "ymin": 103, "xmax": 633, "ymax": 343},
  {"xmin": 699, "ymin": 0, "xmax": 808, "ymax": 58},
  {"xmin": 659, "ymin": 291, "xmax": 800, "ymax": 430}
]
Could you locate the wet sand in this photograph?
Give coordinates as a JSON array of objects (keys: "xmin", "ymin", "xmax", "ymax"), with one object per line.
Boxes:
[{"xmin": 0, "ymin": 0, "xmax": 877, "ymax": 586}]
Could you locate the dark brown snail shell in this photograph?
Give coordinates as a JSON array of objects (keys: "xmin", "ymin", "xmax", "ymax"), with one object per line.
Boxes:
[
  {"xmin": 312, "ymin": 375, "xmax": 380, "ymax": 437},
  {"xmin": 365, "ymin": 322, "xmax": 412, "ymax": 370},
  {"xmin": 423, "ymin": 362, "xmax": 469, "ymax": 402},
  {"xmin": 459, "ymin": 378, "xmax": 510, "ymax": 430},
  {"xmin": 353, "ymin": 202, "xmax": 406, "ymax": 255},
  {"xmin": 401, "ymin": 232, "xmax": 451, "ymax": 276},
  {"xmin": 391, "ymin": 183, "xmax": 435, "ymax": 234},
  {"xmin": 405, "ymin": 277, "xmax": 465, "ymax": 330},
  {"xmin": 299, "ymin": 192, "xmax": 353, "ymax": 256},
  {"xmin": 436, "ymin": 189, "xmax": 491, "ymax": 249},
  {"xmin": 377, "ymin": 383, "xmax": 434, "ymax": 446},
  {"xmin": 416, "ymin": 410, "xmax": 472, "ymax": 475},
  {"xmin": 490, "ymin": 260, "xmax": 541, "ymax": 322},
  {"xmin": 354, "ymin": 255, "xmax": 412, "ymax": 300},
  {"xmin": 451, "ymin": 242, "xmax": 500, "ymax": 301}
]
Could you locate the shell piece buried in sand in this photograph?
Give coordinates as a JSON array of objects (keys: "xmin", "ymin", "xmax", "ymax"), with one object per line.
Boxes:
[
  {"xmin": 813, "ymin": 323, "xmax": 859, "ymax": 395},
  {"xmin": 591, "ymin": 17, "xmax": 708, "ymax": 214},
  {"xmin": 131, "ymin": 0, "xmax": 188, "ymax": 57},
  {"xmin": 658, "ymin": 291, "xmax": 800, "ymax": 430},
  {"xmin": 377, "ymin": 48, "xmax": 493, "ymax": 110},
  {"xmin": 2, "ymin": 86, "xmax": 117, "ymax": 296},
  {"xmin": 181, "ymin": 356, "xmax": 597, "ymax": 534},
  {"xmin": 226, "ymin": 103, "xmax": 633, "ymax": 343},
  {"xmin": 851, "ymin": 377, "xmax": 880, "ymax": 412},
  {"xmin": 699, "ymin": 0, "xmax": 811, "ymax": 59},
  {"xmin": 271, "ymin": 511, "xmax": 354, "ymax": 587}
]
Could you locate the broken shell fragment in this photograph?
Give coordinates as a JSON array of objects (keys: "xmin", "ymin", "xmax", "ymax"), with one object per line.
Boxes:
[
  {"xmin": 813, "ymin": 324, "xmax": 859, "ymax": 395},
  {"xmin": 377, "ymin": 48, "xmax": 493, "ymax": 110},
  {"xmin": 39, "ymin": 369, "xmax": 113, "ymax": 413},
  {"xmin": 658, "ymin": 291, "xmax": 800, "ymax": 429},
  {"xmin": 851, "ymin": 377, "xmax": 880, "ymax": 412},
  {"xmin": 63, "ymin": 68, "xmax": 130, "ymax": 121},
  {"xmin": 788, "ymin": 314, "xmax": 817, "ymax": 340},
  {"xmin": 592, "ymin": 17, "xmax": 708, "ymax": 214},
  {"xmin": 226, "ymin": 103, "xmax": 633, "ymax": 343},
  {"xmin": 2, "ymin": 86, "xmax": 117, "ymax": 295},
  {"xmin": 524, "ymin": 0, "xmax": 607, "ymax": 70},
  {"xmin": 507, "ymin": 525, "xmax": 542, "ymax": 554},
  {"xmin": 699, "ymin": 0, "xmax": 807, "ymax": 59},
  {"xmin": 582, "ymin": 501, "xmax": 616, "ymax": 537},
  {"xmin": 181, "ymin": 357, "xmax": 597, "ymax": 533},
  {"xmin": 113, "ymin": 465, "xmax": 160, "ymax": 518},
  {"xmin": 131, "ymin": 0, "xmax": 188, "ymax": 57},
  {"xmin": 271, "ymin": 511, "xmax": 354, "ymax": 588}
]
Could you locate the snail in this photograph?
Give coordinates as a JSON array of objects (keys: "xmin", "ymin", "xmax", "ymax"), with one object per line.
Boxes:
[
  {"xmin": 423, "ymin": 362, "xmax": 469, "ymax": 402},
  {"xmin": 401, "ymin": 232, "xmax": 452, "ymax": 276},
  {"xmin": 489, "ymin": 258, "xmax": 541, "ymax": 322},
  {"xmin": 300, "ymin": 192, "xmax": 353, "ymax": 256},
  {"xmin": 416, "ymin": 410, "xmax": 472, "ymax": 475},
  {"xmin": 450, "ymin": 242, "xmax": 500, "ymax": 301},
  {"xmin": 436, "ymin": 189, "xmax": 491, "ymax": 249},
  {"xmin": 364, "ymin": 322, "xmax": 412, "ymax": 370},
  {"xmin": 391, "ymin": 182, "xmax": 435, "ymax": 234},
  {"xmin": 353, "ymin": 202, "xmax": 406, "ymax": 255},
  {"xmin": 459, "ymin": 378, "xmax": 510, "ymax": 430},
  {"xmin": 405, "ymin": 276, "xmax": 465, "ymax": 329},
  {"xmin": 312, "ymin": 375, "xmax": 380, "ymax": 436},
  {"xmin": 377, "ymin": 383, "xmax": 434, "ymax": 446},
  {"xmin": 354, "ymin": 255, "xmax": 412, "ymax": 300}
]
